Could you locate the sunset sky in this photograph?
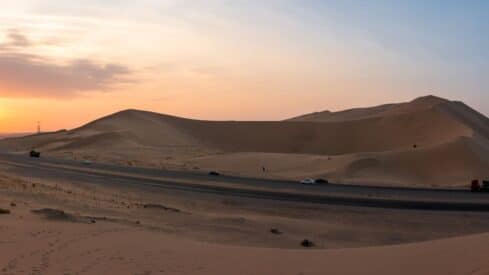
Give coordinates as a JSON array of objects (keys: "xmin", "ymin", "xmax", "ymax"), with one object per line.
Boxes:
[{"xmin": 0, "ymin": 1, "xmax": 488, "ymax": 132}]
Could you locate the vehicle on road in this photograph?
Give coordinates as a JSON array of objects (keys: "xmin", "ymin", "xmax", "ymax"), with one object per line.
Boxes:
[
  {"xmin": 301, "ymin": 178, "xmax": 328, "ymax": 185},
  {"xmin": 315, "ymin": 178, "xmax": 329, "ymax": 184},
  {"xmin": 83, "ymin": 160, "xmax": 92, "ymax": 165},
  {"xmin": 29, "ymin": 150, "xmax": 41, "ymax": 158},
  {"xmin": 300, "ymin": 179, "xmax": 317, "ymax": 185},
  {"xmin": 208, "ymin": 171, "xmax": 220, "ymax": 176},
  {"xmin": 471, "ymin": 179, "xmax": 489, "ymax": 192}
]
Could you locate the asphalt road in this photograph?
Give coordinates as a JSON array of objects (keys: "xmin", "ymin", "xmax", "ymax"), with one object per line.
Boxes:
[{"xmin": 0, "ymin": 152, "xmax": 488, "ymax": 211}]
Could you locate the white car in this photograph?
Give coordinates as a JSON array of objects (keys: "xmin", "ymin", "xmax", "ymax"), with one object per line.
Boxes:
[
  {"xmin": 300, "ymin": 179, "xmax": 317, "ymax": 185},
  {"xmin": 82, "ymin": 160, "xmax": 92, "ymax": 165}
]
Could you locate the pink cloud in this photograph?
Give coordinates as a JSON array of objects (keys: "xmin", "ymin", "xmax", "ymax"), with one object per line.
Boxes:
[{"xmin": 0, "ymin": 29, "xmax": 132, "ymax": 98}]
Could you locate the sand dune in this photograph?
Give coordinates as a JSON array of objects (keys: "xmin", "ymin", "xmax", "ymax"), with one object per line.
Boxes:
[
  {"xmin": 1, "ymin": 95, "xmax": 488, "ymax": 186},
  {"xmin": 189, "ymin": 136, "xmax": 489, "ymax": 186},
  {"xmin": 289, "ymin": 95, "xmax": 489, "ymax": 131}
]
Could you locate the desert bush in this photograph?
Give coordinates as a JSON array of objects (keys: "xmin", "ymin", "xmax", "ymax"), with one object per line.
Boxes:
[
  {"xmin": 301, "ymin": 239, "xmax": 314, "ymax": 247},
  {"xmin": 0, "ymin": 208, "xmax": 11, "ymax": 214}
]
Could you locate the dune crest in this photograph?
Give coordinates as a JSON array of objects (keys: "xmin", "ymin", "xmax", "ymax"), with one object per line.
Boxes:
[{"xmin": 1, "ymin": 95, "xmax": 488, "ymax": 186}]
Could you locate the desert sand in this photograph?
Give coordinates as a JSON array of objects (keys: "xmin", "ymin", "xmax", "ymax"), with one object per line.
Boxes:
[
  {"xmin": 1, "ymin": 95, "xmax": 488, "ymax": 186},
  {"xmin": 2, "ymin": 166, "xmax": 489, "ymax": 275},
  {"xmin": 3, "ymin": 212, "xmax": 489, "ymax": 275},
  {"xmin": 1, "ymin": 95, "xmax": 489, "ymax": 274}
]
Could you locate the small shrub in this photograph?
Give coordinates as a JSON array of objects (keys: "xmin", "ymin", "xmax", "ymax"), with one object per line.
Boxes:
[
  {"xmin": 301, "ymin": 239, "xmax": 314, "ymax": 248},
  {"xmin": 0, "ymin": 208, "xmax": 11, "ymax": 214},
  {"xmin": 270, "ymin": 228, "xmax": 282, "ymax": 235}
]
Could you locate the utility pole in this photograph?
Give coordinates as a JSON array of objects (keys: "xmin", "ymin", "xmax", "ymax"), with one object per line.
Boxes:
[{"xmin": 37, "ymin": 121, "xmax": 41, "ymax": 135}]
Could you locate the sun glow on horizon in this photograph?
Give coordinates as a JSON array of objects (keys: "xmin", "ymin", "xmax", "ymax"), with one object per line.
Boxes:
[
  {"xmin": 0, "ymin": 1, "xmax": 488, "ymax": 132},
  {"xmin": 0, "ymin": 102, "xmax": 6, "ymax": 119}
]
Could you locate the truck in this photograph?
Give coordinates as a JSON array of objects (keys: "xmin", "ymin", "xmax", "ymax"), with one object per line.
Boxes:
[{"xmin": 471, "ymin": 179, "xmax": 489, "ymax": 192}]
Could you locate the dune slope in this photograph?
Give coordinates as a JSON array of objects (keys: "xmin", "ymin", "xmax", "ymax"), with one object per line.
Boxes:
[{"xmin": 1, "ymin": 95, "xmax": 488, "ymax": 186}]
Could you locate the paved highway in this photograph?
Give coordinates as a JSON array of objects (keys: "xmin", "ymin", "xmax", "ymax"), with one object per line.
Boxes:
[{"xmin": 0, "ymin": 152, "xmax": 488, "ymax": 211}]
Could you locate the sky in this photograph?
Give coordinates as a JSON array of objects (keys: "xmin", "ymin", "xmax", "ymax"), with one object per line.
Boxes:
[{"xmin": 0, "ymin": 0, "xmax": 488, "ymax": 132}]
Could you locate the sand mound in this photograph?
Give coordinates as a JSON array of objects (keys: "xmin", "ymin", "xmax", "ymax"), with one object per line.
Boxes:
[
  {"xmin": 345, "ymin": 158, "xmax": 381, "ymax": 176},
  {"xmin": 31, "ymin": 208, "xmax": 102, "ymax": 224},
  {"xmin": 1, "ymin": 95, "xmax": 488, "ymax": 186},
  {"xmin": 190, "ymin": 135, "xmax": 488, "ymax": 186}
]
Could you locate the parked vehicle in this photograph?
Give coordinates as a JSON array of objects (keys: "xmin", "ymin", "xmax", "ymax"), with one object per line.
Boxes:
[
  {"xmin": 29, "ymin": 150, "xmax": 41, "ymax": 158},
  {"xmin": 471, "ymin": 179, "xmax": 489, "ymax": 192},
  {"xmin": 484, "ymin": 180, "xmax": 489, "ymax": 191},
  {"xmin": 314, "ymin": 178, "xmax": 329, "ymax": 184}
]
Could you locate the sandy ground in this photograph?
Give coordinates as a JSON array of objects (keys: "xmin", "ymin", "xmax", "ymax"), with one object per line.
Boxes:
[
  {"xmin": 1, "ymin": 95, "xmax": 488, "ymax": 187},
  {"xmin": 1, "ymin": 95, "xmax": 488, "ymax": 273},
  {"xmin": 2, "ymin": 166, "xmax": 489, "ymax": 274},
  {"xmin": 185, "ymin": 137, "xmax": 489, "ymax": 187},
  {"xmin": 2, "ymin": 211, "xmax": 489, "ymax": 275}
]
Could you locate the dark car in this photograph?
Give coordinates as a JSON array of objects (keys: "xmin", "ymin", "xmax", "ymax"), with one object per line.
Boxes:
[
  {"xmin": 208, "ymin": 171, "xmax": 220, "ymax": 176},
  {"xmin": 471, "ymin": 179, "xmax": 480, "ymax": 192},
  {"xmin": 29, "ymin": 150, "xmax": 41, "ymax": 158},
  {"xmin": 483, "ymin": 180, "xmax": 489, "ymax": 191},
  {"xmin": 314, "ymin": 178, "xmax": 329, "ymax": 184},
  {"xmin": 471, "ymin": 179, "xmax": 489, "ymax": 192}
]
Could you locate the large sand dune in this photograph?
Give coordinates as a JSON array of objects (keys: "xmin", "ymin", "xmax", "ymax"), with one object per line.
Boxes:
[{"xmin": 1, "ymin": 95, "xmax": 488, "ymax": 186}]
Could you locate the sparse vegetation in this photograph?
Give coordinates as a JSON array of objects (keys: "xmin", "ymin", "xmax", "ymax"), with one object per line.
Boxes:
[
  {"xmin": 31, "ymin": 208, "xmax": 71, "ymax": 220},
  {"xmin": 270, "ymin": 228, "xmax": 282, "ymax": 235},
  {"xmin": 301, "ymin": 239, "xmax": 314, "ymax": 248},
  {"xmin": 0, "ymin": 208, "xmax": 11, "ymax": 214}
]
